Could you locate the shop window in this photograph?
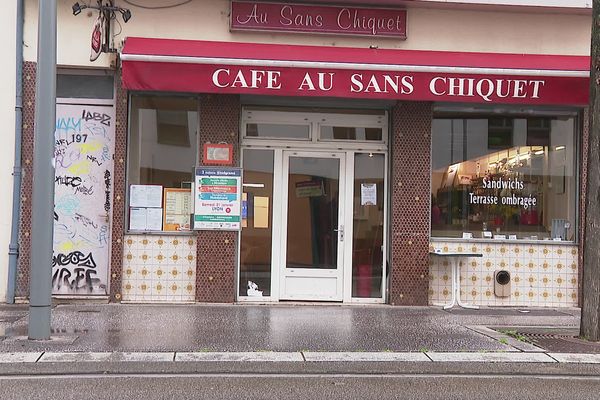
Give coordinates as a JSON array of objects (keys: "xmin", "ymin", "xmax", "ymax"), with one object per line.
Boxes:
[
  {"xmin": 156, "ymin": 110, "xmax": 191, "ymax": 147},
  {"xmin": 487, "ymin": 118, "xmax": 513, "ymax": 149},
  {"xmin": 127, "ymin": 94, "xmax": 198, "ymax": 232},
  {"xmin": 431, "ymin": 114, "xmax": 577, "ymax": 241},
  {"xmin": 240, "ymin": 149, "xmax": 274, "ymax": 297}
]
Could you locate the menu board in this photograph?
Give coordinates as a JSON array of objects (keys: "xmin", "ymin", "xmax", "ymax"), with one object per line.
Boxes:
[
  {"xmin": 129, "ymin": 185, "xmax": 163, "ymax": 208},
  {"xmin": 193, "ymin": 167, "xmax": 242, "ymax": 231},
  {"xmin": 129, "ymin": 207, "xmax": 148, "ymax": 231},
  {"xmin": 146, "ymin": 208, "xmax": 163, "ymax": 231},
  {"xmin": 163, "ymin": 188, "xmax": 192, "ymax": 231},
  {"xmin": 129, "ymin": 207, "xmax": 163, "ymax": 231}
]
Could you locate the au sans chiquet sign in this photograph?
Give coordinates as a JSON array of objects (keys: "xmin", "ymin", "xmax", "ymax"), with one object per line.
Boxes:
[{"xmin": 230, "ymin": 1, "xmax": 407, "ymax": 38}]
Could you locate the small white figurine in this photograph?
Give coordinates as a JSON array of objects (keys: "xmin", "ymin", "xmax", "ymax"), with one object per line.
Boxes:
[{"xmin": 247, "ymin": 280, "xmax": 263, "ymax": 297}]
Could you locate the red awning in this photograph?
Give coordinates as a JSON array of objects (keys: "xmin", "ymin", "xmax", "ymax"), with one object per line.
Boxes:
[{"xmin": 121, "ymin": 37, "xmax": 590, "ymax": 105}]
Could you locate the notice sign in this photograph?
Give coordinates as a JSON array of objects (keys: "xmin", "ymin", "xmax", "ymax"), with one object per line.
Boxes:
[
  {"xmin": 360, "ymin": 183, "xmax": 377, "ymax": 206},
  {"xmin": 194, "ymin": 167, "xmax": 242, "ymax": 231},
  {"xmin": 295, "ymin": 180, "xmax": 323, "ymax": 198}
]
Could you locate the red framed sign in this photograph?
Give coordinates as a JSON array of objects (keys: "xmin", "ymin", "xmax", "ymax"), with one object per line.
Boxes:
[
  {"xmin": 203, "ymin": 143, "xmax": 234, "ymax": 165},
  {"xmin": 230, "ymin": 1, "xmax": 407, "ymax": 39}
]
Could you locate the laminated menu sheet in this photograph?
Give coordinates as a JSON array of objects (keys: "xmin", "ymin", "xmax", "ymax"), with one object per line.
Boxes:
[{"xmin": 129, "ymin": 184, "xmax": 163, "ymax": 208}]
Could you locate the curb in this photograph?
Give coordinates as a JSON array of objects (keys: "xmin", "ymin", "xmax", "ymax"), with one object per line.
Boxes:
[{"xmin": 1, "ymin": 351, "xmax": 600, "ymax": 364}]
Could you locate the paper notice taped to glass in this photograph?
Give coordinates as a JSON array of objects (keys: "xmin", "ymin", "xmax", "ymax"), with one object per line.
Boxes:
[{"xmin": 361, "ymin": 183, "xmax": 377, "ymax": 206}]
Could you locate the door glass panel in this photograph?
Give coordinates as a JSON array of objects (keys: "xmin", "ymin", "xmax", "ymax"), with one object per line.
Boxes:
[
  {"xmin": 240, "ymin": 149, "xmax": 274, "ymax": 297},
  {"xmin": 286, "ymin": 157, "xmax": 340, "ymax": 269},
  {"xmin": 352, "ymin": 153, "xmax": 385, "ymax": 298}
]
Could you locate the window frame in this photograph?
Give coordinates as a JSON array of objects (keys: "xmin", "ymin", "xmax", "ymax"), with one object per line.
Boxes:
[
  {"xmin": 124, "ymin": 92, "xmax": 200, "ymax": 234},
  {"xmin": 242, "ymin": 108, "xmax": 388, "ymax": 149},
  {"xmin": 430, "ymin": 104, "xmax": 581, "ymax": 244}
]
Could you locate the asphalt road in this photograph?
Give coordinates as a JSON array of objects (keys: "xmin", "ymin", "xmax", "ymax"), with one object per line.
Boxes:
[
  {"xmin": 1, "ymin": 363, "xmax": 600, "ymax": 400},
  {"xmin": 1, "ymin": 372, "xmax": 599, "ymax": 400}
]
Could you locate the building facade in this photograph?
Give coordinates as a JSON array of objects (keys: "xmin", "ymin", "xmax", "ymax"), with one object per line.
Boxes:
[{"xmin": 10, "ymin": 0, "xmax": 592, "ymax": 307}]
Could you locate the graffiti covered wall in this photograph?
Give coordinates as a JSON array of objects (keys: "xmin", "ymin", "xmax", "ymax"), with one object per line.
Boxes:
[{"xmin": 53, "ymin": 103, "xmax": 115, "ymax": 295}]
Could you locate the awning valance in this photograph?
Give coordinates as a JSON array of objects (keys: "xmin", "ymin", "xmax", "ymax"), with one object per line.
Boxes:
[{"xmin": 121, "ymin": 37, "xmax": 590, "ymax": 105}]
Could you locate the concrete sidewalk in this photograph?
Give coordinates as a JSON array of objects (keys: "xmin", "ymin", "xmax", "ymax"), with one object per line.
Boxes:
[{"xmin": 1, "ymin": 303, "xmax": 596, "ymax": 364}]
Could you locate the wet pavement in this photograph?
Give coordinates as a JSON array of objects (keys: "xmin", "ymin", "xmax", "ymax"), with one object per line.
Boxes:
[{"xmin": 0, "ymin": 304, "xmax": 582, "ymax": 353}]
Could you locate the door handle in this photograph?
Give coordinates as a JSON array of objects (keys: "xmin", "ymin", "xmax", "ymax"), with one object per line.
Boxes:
[{"xmin": 334, "ymin": 225, "xmax": 344, "ymax": 241}]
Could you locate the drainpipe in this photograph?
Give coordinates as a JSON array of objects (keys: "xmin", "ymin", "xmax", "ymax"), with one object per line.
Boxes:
[{"xmin": 6, "ymin": 0, "xmax": 24, "ymax": 304}]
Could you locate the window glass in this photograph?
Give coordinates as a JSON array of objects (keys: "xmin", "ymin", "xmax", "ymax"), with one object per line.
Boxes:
[
  {"xmin": 352, "ymin": 153, "xmax": 384, "ymax": 298},
  {"xmin": 57, "ymin": 74, "xmax": 114, "ymax": 99},
  {"xmin": 431, "ymin": 115, "xmax": 577, "ymax": 241},
  {"xmin": 127, "ymin": 95, "xmax": 198, "ymax": 232},
  {"xmin": 240, "ymin": 149, "xmax": 274, "ymax": 297},
  {"xmin": 286, "ymin": 157, "xmax": 340, "ymax": 269},
  {"xmin": 245, "ymin": 123, "xmax": 309, "ymax": 139},
  {"xmin": 321, "ymin": 126, "xmax": 383, "ymax": 141}
]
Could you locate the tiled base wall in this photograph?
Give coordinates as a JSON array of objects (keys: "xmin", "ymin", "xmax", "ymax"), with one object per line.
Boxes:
[
  {"xmin": 429, "ymin": 241, "xmax": 579, "ymax": 307},
  {"xmin": 121, "ymin": 235, "xmax": 197, "ymax": 303}
]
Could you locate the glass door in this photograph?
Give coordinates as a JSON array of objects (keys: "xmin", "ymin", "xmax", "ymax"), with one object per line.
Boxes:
[{"xmin": 279, "ymin": 151, "xmax": 345, "ymax": 301}]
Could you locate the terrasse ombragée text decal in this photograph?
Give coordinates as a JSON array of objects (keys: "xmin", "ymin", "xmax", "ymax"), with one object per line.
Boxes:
[
  {"xmin": 211, "ymin": 69, "xmax": 546, "ymax": 102},
  {"xmin": 469, "ymin": 177, "xmax": 537, "ymax": 209}
]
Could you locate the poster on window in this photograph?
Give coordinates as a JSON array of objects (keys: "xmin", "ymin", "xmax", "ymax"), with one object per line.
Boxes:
[{"xmin": 193, "ymin": 167, "xmax": 242, "ymax": 230}]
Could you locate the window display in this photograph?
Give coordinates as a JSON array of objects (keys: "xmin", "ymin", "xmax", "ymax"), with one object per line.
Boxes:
[
  {"xmin": 431, "ymin": 111, "xmax": 578, "ymax": 241},
  {"xmin": 127, "ymin": 95, "xmax": 198, "ymax": 232}
]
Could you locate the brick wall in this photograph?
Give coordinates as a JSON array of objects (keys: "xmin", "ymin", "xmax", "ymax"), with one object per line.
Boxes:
[
  {"xmin": 579, "ymin": 107, "xmax": 589, "ymax": 307},
  {"xmin": 15, "ymin": 62, "xmax": 36, "ymax": 298},
  {"xmin": 108, "ymin": 73, "xmax": 128, "ymax": 302},
  {"xmin": 389, "ymin": 102, "xmax": 433, "ymax": 306},
  {"xmin": 195, "ymin": 94, "xmax": 241, "ymax": 303}
]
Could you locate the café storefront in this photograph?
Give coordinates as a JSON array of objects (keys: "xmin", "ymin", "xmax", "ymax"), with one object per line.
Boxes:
[
  {"xmin": 118, "ymin": 31, "xmax": 589, "ymax": 306},
  {"xmin": 9, "ymin": 1, "xmax": 589, "ymax": 307}
]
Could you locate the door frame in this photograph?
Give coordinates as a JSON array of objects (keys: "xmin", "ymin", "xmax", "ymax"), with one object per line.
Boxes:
[
  {"xmin": 238, "ymin": 109, "xmax": 388, "ymax": 304},
  {"xmin": 279, "ymin": 150, "xmax": 346, "ymax": 301}
]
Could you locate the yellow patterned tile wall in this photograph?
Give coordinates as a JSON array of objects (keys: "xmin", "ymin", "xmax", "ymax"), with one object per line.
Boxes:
[
  {"xmin": 429, "ymin": 240, "xmax": 578, "ymax": 307},
  {"xmin": 121, "ymin": 234, "xmax": 197, "ymax": 303}
]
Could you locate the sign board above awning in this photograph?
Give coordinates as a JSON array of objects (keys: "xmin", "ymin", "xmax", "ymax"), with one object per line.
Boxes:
[
  {"xmin": 230, "ymin": 1, "xmax": 407, "ymax": 39},
  {"xmin": 121, "ymin": 37, "xmax": 590, "ymax": 105}
]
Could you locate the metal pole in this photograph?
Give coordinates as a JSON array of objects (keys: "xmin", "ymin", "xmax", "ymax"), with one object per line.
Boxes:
[
  {"xmin": 7, "ymin": 0, "xmax": 24, "ymax": 304},
  {"xmin": 28, "ymin": 0, "xmax": 57, "ymax": 340}
]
